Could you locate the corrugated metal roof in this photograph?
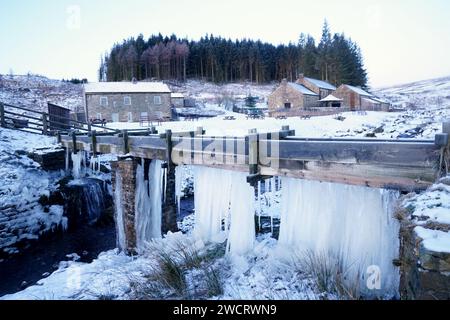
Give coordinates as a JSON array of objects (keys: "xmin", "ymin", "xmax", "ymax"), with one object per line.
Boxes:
[
  {"xmin": 288, "ymin": 83, "xmax": 318, "ymax": 96},
  {"xmin": 305, "ymin": 77, "xmax": 336, "ymax": 90},
  {"xmin": 345, "ymin": 85, "xmax": 373, "ymax": 97},
  {"xmin": 84, "ymin": 82, "xmax": 171, "ymax": 94}
]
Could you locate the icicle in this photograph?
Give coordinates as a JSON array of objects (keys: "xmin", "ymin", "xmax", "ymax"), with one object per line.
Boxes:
[
  {"xmin": 114, "ymin": 170, "xmax": 126, "ymax": 251},
  {"xmin": 257, "ymin": 180, "xmax": 262, "ymax": 231},
  {"xmin": 175, "ymin": 166, "xmax": 184, "ymax": 216},
  {"xmin": 71, "ymin": 151, "xmax": 86, "ymax": 179},
  {"xmin": 194, "ymin": 166, "xmax": 232, "ymax": 243},
  {"xmin": 135, "ymin": 159, "xmax": 163, "ymax": 252},
  {"xmin": 193, "ymin": 167, "xmax": 255, "ymax": 253},
  {"xmin": 226, "ymin": 170, "xmax": 256, "ymax": 255},
  {"xmin": 65, "ymin": 147, "xmax": 69, "ymax": 172},
  {"xmin": 278, "ymin": 177, "xmax": 400, "ymax": 297}
]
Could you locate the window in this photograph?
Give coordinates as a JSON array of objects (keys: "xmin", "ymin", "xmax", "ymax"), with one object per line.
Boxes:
[
  {"xmin": 124, "ymin": 96, "xmax": 131, "ymax": 106},
  {"xmin": 127, "ymin": 112, "xmax": 133, "ymax": 123},
  {"xmin": 154, "ymin": 95, "xmax": 162, "ymax": 105},
  {"xmin": 112, "ymin": 113, "xmax": 119, "ymax": 122},
  {"xmin": 100, "ymin": 96, "xmax": 108, "ymax": 106},
  {"xmin": 284, "ymin": 102, "xmax": 291, "ymax": 109},
  {"xmin": 96, "ymin": 113, "xmax": 102, "ymax": 120}
]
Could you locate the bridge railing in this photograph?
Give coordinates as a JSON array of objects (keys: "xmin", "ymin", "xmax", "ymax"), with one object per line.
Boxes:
[
  {"xmin": 0, "ymin": 102, "xmax": 120, "ymax": 136},
  {"xmin": 58, "ymin": 122, "xmax": 450, "ymax": 191}
]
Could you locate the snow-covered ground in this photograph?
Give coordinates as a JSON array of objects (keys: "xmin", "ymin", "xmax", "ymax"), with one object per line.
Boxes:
[
  {"xmin": 0, "ymin": 74, "xmax": 82, "ymax": 112},
  {"xmin": 2, "ymin": 75, "xmax": 450, "ymax": 300},
  {"xmin": 0, "ymin": 128, "xmax": 66, "ymax": 254},
  {"xmin": 170, "ymin": 80, "xmax": 276, "ymax": 102}
]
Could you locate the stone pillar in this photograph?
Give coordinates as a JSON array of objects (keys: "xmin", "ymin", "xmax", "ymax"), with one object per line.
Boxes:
[
  {"xmin": 162, "ymin": 129, "xmax": 178, "ymax": 234},
  {"xmin": 111, "ymin": 157, "xmax": 137, "ymax": 255},
  {"xmin": 162, "ymin": 162, "xmax": 178, "ymax": 234}
]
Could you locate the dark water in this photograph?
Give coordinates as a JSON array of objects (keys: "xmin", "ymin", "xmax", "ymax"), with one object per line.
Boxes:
[
  {"xmin": 0, "ymin": 223, "xmax": 116, "ymax": 296},
  {"xmin": 0, "ymin": 196, "xmax": 195, "ymax": 297}
]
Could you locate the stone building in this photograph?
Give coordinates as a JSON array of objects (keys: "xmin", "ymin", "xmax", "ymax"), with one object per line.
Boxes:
[
  {"xmin": 83, "ymin": 82, "xmax": 172, "ymax": 123},
  {"xmin": 296, "ymin": 74, "xmax": 336, "ymax": 100},
  {"xmin": 334, "ymin": 84, "xmax": 390, "ymax": 111},
  {"xmin": 268, "ymin": 79, "xmax": 319, "ymax": 117},
  {"xmin": 171, "ymin": 92, "xmax": 185, "ymax": 108}
]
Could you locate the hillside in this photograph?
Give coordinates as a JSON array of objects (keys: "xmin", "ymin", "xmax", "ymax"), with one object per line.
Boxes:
[
  {"xmin": 0, "ymin": 75, "xmax": 83, "ymax": 112},
  {"xmin": 375, "ymin": 76, "xmax": 450, "ymax": 110}
]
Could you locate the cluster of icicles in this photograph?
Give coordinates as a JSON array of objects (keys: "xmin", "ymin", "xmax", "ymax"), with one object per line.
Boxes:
[
  {"xmin": 67, "ymin": 149, "xmax": 102, "ymax": 179},
  {"xmin": 67, "ymin": 147, "xmax": 400, "ymax": 296},
  {"xmin": 192, "ymin": 166, "xmax": 400, "ymax": 297}
]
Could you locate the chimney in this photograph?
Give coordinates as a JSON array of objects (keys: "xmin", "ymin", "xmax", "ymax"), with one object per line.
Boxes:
[
  {"xmin": 296, "ymin": 73, "xmax": 305, "ymax": 84},
  {"xmin": 281, "ymin": 78, "xmax": 288, "ymax": 86}
]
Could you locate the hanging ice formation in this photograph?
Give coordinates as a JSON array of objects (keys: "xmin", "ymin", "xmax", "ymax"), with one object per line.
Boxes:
[
  {"xmin": 175, "ymin": 166, "xmax": 184, "ymax": 215},
  {"xmin": 114, "ymin": 170, "xmax": 126, "ymax": 251},
  {"xmin": 194, "ymin": 167, "xmax": 255, "ymax": 254},
  {"xmin": 255, "ymin": 177, "xmax": 281, "ymax": 233},
  {"xmin": 65, "ymin": 147, "xmax": 69, "ymax": 172},
  {"xmin": 134, "ymin": 159, "xmax": 164, "ymax": 251},
  {"xmin": 89, "ymin": 156, "xmax": 101, "ymax": 175},
  {"xmin": 71, "ymin": 151, "xmax": 86, "ymax": 179},
  {"xmin": 278, "ymin": 177, "xmax": 400, "ymax": 297},
  {"xmin": 226, "ymin": 170, "xmax": 256, "ymax": 255}
]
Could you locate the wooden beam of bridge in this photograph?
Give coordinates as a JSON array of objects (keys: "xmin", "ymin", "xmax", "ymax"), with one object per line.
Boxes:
[{"xmin": 60, "ymin": 128, "xmax": 447, "ymax": 191}]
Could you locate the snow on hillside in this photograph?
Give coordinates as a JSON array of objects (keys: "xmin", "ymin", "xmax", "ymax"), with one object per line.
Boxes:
[
  {"xmin": 375, "ymin": 76, "xmax": 450, "ymax": 110},
  {"xmin": 0, "ymin": 75, "xmax": 83, "ymax": 113},
  {"xmin": 0, "ymin": 128, "xmax": 66, "ymax": 254},
  {"xmin": 170, "ymin": 80, "xmax": 276, "ymax": 102}
]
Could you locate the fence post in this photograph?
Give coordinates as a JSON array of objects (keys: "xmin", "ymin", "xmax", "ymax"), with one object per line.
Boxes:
[
  {"xmin": 0, "ymin": 103, "xmax": 5, "ymax": 128},
  {"xmin": 91, "ymin": 130, "xmax": 97, "ymax": 157},
  {"xmin": 248, "ymin": 128, "xmax": 259, "ymax": 175},
  {"xmin": 122, "ymin": 130, "xmax": 129, "ymax": 154},
  {"xmin": 72, "ymin": 131, "xmax": 78, "ymax": 154},
  {"xmin": 42, "ymin": 113, "xmax": 48, "ymax": 135}
]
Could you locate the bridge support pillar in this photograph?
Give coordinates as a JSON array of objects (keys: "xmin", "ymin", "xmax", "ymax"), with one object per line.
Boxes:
[
  {"xmin": 162, "ymin": 129, "xmax": 179, "ymax": 234},
  {"xmin": 111, "ymin": 157, "xmax": 138, "ymax": 255}
]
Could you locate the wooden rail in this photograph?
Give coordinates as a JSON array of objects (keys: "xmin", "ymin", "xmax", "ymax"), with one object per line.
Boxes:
[
  {"xmin": 59, "ymin": 123, "xmax": 450, "ymax": 192},
  {"xmin": 0, "ymin": 102, "xmax": 121, "ymax": 135}
]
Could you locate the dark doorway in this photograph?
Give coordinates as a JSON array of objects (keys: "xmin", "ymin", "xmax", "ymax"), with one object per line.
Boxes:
[{"xmin": 284, "ymin": 102, "xmax": 291, "ymax": 109}]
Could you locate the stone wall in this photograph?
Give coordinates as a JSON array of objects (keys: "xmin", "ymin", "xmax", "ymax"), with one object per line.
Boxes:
[
  {"xmin": 27, "ymin": 148, "xmax": 66, "ymax": 171},
  {"xmin": 268, "ymin": 80, "xmax": 319, "ymax": 117},
  {"xmin": 296, "ymin": 76, "xmax": 334, "ymax": 100},
  {"xmin": 86, "ymin": 92, "xmax": 172, "ymax": 123},
  {"xmin": 334, "ymin": 85, "xmax": 360, "ymax": 110},
  {"xmin": 398, "ymin": 177, "xmax": 450, "ymax": 300},
  {"xmin": 111, "ymin": 158, "xmax": 138, "ymax": 254}
]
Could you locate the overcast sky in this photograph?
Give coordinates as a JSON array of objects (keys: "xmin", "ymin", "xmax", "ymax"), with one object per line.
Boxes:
[{"xmin": 1, "ymin": 0, "xmax": 449, "ymax": 87}]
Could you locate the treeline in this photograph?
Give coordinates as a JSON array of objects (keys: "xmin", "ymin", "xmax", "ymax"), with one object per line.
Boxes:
[{"xmin": 100, "ymin": 21, "xmax": 368, "ymax": 88}]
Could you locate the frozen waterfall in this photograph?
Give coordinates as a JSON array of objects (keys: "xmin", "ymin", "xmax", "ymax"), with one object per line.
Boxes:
[
  {"xmin": 114, "ymin": 170, "xmax": 126, "ymax": 251},
  {"xmin": 135, "ymin": 159, "xmax": 164, "ymax": 251},
  {"xmin": 278, "ymin": 177, "xmax": 400, "ymax": 297},
  {"xmin": 193, "ymin": 166, "xmax": 255, "ymax": 254},
  {"xmin": 71, "ymin": 151, "xmax": 86, "ymax": 179}
]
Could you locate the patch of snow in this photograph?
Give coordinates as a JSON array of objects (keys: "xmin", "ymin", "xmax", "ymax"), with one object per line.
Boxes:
[{"xmin": 414, "ymin": 227, "xmax": 450, "ymax": 253}]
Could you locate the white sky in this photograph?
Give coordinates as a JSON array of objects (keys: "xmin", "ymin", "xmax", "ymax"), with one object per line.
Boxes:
[{"xmin": 1, "ymin": 0, "xmax": 449, "ymax": 87}]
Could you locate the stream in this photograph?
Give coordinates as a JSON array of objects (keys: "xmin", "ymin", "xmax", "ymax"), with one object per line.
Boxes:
[{"xmin": 0, "ymin": 195, "xmax": 195, "ymax": 297}]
